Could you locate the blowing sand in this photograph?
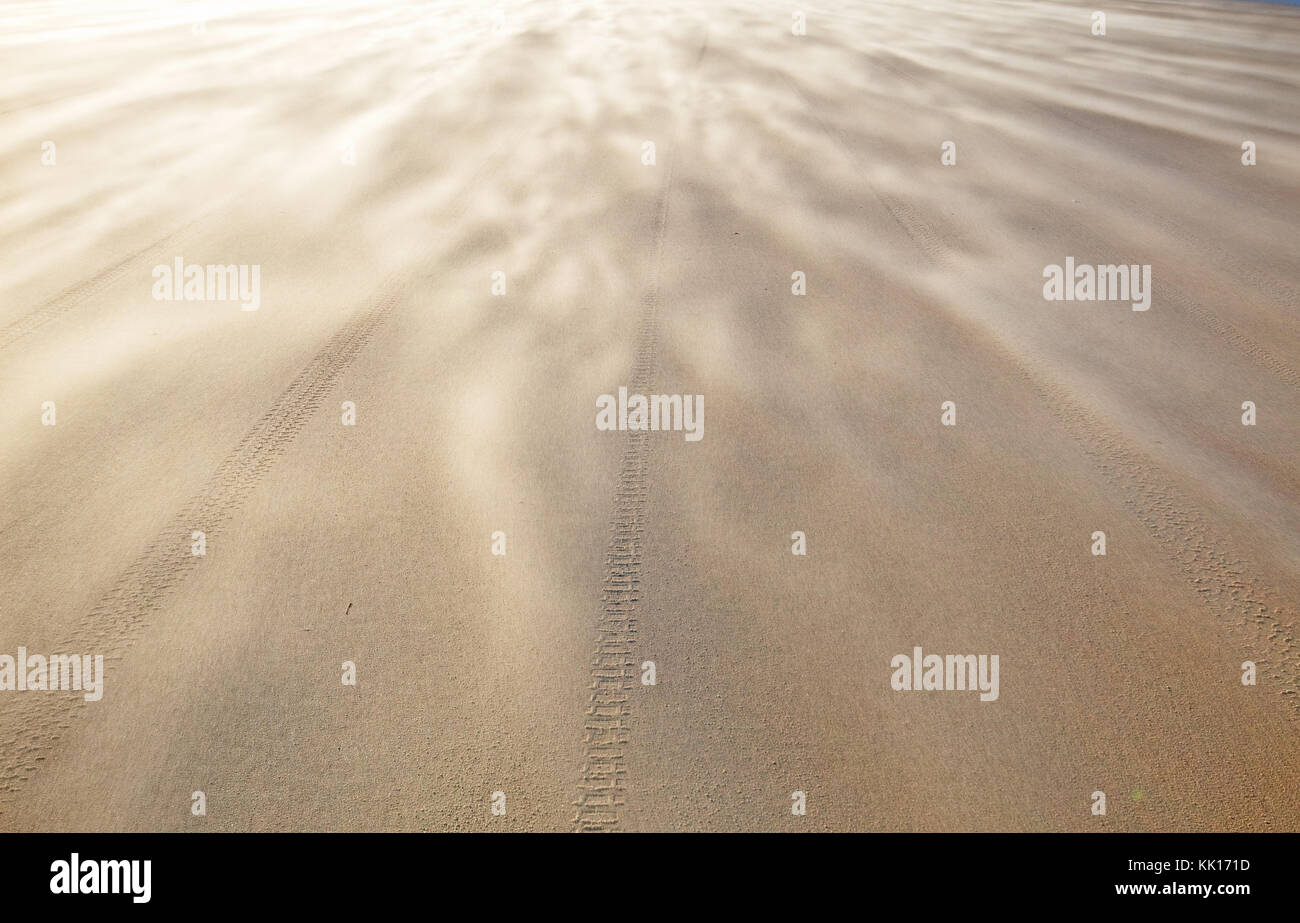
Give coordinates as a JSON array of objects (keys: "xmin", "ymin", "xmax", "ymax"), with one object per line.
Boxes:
[{"xmin": 1, "ymin": 0, "xmax": 1298, "ymax": 831}]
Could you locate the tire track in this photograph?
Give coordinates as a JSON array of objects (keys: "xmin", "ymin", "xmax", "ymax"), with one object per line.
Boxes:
[
  {"xmin": 784, "ymin": 67, "xmax": 1300, "ymax": 709},
  {"xmin": 0, "ymin": 216, "xmax": 206, "ymax": 354},
  {"xmin": 572, "ymin": 299, "xmax": 656, "ymax": 832},
  {"xmin": 573, "ymin": 26, "xmax": 706, "ymax": 833},
  {"xmin": 876, "ymin": 50, "xmax": 1300, "ymax": 392},
  {"xmin": 1163, "ymin": 287, "xmax": 1300, "ymax": 392},
  {"xmin": 785, "ymin": 69, "xmax": 955, "ymax": 275},
  {"xmin": 1016, "ymin": 96, "xmax": 1300, "ymax": 377},
  {"xmin": 0, "ymin": 278, "xmax": 405, "ymax": 809},
  {"xmin": 0, "ymin": 130, "xmax": 520, "ymax": 814},
  {"xmin": 1010, "ymin": 119, "xmax": 1300, "ymax": 392},
  {"xmin": 1031, "ymin": 380, "xmax": 1300, "ymax": 706},
  {"xmin": 1025, "ymin": 93, "xmax": 1300, "ymax": 313}
]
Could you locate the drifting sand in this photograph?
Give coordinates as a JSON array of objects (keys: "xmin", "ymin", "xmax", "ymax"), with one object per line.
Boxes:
[{"xmin": 1, "ymin": 0, "xmax": 1298, "ymax": 831}]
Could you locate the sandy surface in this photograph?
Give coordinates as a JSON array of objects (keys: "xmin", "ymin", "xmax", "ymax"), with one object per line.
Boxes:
[{"xmin": 1, "ymin": 0, "xmax": 1298, "ymax": 831}]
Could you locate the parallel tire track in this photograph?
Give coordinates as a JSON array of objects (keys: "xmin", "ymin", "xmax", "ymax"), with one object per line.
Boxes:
[
  {"xmin": 876, "ymin": 52, "xmax": 1300, "ymax": 393},
  {"xmin": 785, "ymin": 66, "xmax": 1300, "ymax": 709},
  {"xmin": 1161, "ymin": 285, "xmax": 1300, "ymax": 393},
  {"xmin": 1028, "ymin": 375, "xmax": 1300, "ymax": 704},
  {"xmin": 0, "ymin": 280, "xmax": 404, "ymax": 808},
  {"xmin": 0, "ymin": 132, "xmax": 516, "ymax": 814},
  {"xmin": 0, "ymin": 217, "xmax": 205, "ymax": 353}
]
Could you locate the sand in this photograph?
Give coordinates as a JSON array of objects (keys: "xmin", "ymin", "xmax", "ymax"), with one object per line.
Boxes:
[{"xmin": 1, "ymin": 0, "xmax": 1298, "ymax": 831}]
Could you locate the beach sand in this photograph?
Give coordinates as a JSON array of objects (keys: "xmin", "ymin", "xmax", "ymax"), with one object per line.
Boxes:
[{"xmin": 1, "ymin": 0, "xmax": 1298, "ymax": 831}]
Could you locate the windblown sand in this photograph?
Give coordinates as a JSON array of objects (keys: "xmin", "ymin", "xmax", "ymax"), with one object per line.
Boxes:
[{"xmin": 1, "ymin": 0, "xmax": 1298, "ymax": 831}]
